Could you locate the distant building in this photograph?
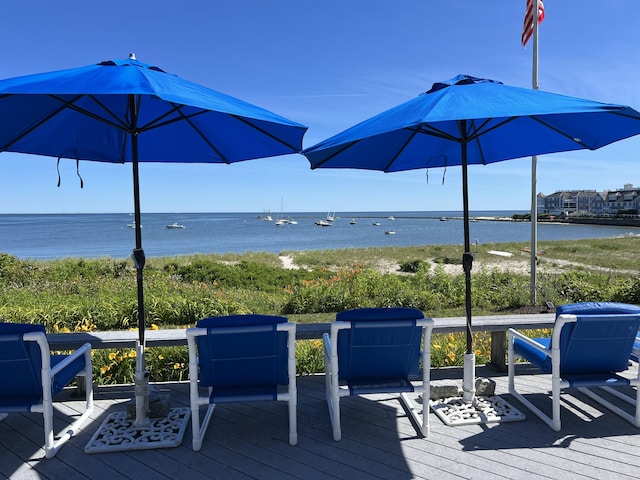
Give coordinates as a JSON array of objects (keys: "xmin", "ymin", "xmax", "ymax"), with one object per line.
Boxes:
[{"xmin": 538, "ymin": 184, "xmax": 639, "ymax": 216}]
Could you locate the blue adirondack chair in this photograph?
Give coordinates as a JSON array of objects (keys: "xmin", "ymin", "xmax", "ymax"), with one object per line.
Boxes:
[
  {"xmin": 186, "ymin": 314, "xmax": 297, "ymax": 450},
  {"xmin": 508, "ymin": 302, "xmax": 640, "ymax": 431},
  {"xmin": 323, "ymin": 307, "xmax": 434, "ymax": 441}
]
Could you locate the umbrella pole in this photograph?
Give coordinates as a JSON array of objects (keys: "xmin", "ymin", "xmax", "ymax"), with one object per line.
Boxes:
[
  {"xmin": 460, "ymin": 138, "xmax": 476, "ymax": 402},
  {"xmin": 131, "ymin": 160, "xmax": 149, "ymax": 426},
  {"xmin": 129, "ymin": 97, "xmax": 150, "ymax": 426}
]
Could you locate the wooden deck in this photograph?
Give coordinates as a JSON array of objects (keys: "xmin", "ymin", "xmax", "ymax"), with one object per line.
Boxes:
[{"xmin": 1, "ymin": 364, "xmax": 639, "ymax": 480}]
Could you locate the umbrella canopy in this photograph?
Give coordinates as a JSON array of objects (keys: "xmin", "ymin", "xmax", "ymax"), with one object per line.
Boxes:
[
  {"xmin": 0, "ymin": 56, "xmax": 305, "ymax": 164},
  {"xmin": 303, "ymin": 74, "xmax": 640, "ymax": 400},
  {"xmin": 0, "ymin": 54, "xmax": 307, "ymax": 423}
]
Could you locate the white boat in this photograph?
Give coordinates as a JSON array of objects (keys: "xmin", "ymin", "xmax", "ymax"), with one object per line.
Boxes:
[
  {"xmin": 275, "ymin": 198, "xmax": 294, "ymax": 226},
  {"xmin": 326, "ymin": 212, "xmax": 335, "ymax": 222},
  {"xmin": 385, "ymin": 230, "xmax": 396, "ymax": 235},
  {"xmin": 372, "ymin": 221, "xmax": 381, "ymax": 226},
  {"xmin": 315, "ymin": 219, "xmax": 332, "ymax": 227},
  {"xmin": 350, "ymin": 218, "xmax": 356, "ymax": 225},
  {"xmin": 388, "ymin": 216, "xmax": 395, "ymax": 221},
  {"xmin": 166, "ymin": 222, "xmax": 185, "ymax": 229},
  {"xmin": 127, "ymin": 222, "xmax": 141, "ymax": 229}
]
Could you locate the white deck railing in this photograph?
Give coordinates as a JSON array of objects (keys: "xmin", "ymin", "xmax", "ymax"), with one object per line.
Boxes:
[{"xmin": 46, "ymin": 313, "xmax": 555, "ymax": 371}]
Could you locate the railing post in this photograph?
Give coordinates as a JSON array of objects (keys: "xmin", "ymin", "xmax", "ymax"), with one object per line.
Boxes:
[{"xmin": 488, "ymin": 331, "xmax": 507, "ymax": 372}]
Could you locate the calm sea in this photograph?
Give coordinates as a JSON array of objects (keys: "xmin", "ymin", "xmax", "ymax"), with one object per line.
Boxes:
[{"xmin": 0, "ymin": 211, "xmax": 637, "ymax": 260}]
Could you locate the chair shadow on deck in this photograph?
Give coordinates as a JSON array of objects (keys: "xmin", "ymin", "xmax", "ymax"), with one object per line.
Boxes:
[
  {"xmin": 196, "ymin": 374, "xmax": 418, "ymax": 480},
  {"xmin": 458, "ymin": 368, "xmax": 640, "ymax": 452}
]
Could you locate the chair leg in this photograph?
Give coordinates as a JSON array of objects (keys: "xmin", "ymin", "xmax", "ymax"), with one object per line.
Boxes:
[
  {"xmin": 508, "ymin": 335, "xmax": 560, "ymax": 431},
  {"xmin": 325, "ymin": 370, "xmax": 341, "ymax": 441},
  {"xmin": 44, "ymin": 368, "xmax": 94, "ymax": 459},
  {"xmin": 43, "ymin": 401, "xmax": 56, "ymax": 459},
  {"xmin": 323, "ymin": 337, "xmax": 341, "ymax": 441},
  {"xmin": 399, "ymin": 393, "xmax": 426, "ymax": 437},
  {"xmin": 578, "ymin": 387, "xmax": 640, "ymax": 428},
  {"xmin": 192, "ymin": 403, "xmax": 215, "ymax": 452},
  {"xmin": 288, "ymin": 377, "xmax": 298, "ymax": 445},
  {"xmin": 329, "ymin": 390, "xmax": 341, "ymax": 441}
]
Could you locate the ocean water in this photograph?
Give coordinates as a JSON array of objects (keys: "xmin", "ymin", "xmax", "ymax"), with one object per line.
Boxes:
[{"xmin": 0, "ymin": 211, "xmax": 637, "ymax": 260}]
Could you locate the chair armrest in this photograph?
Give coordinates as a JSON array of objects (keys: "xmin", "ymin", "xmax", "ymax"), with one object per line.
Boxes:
[
  {"xmin": 50, "ymin": 342, "xmax": 92, "ymax": 376},
  {"xmin": 508, "ymin": 328, "xmax": 550, "ymax": 356},
  {"xmin": 323, "ymin": 332, "xmax": 331, "ymax": 357}
]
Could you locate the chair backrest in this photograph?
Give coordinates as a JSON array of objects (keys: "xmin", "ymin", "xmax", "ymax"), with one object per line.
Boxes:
[
  {"xmin": 195, "ymin": 314, "xmax": 290, "ymax": 389},
  {"xmin": 335, "ymin": 308, "xmax": 424, "ymax": 382},
  {"xmin": 0, "ymin": 323, "xmax": 46, "ymax": 409},
  {"xmin": 556, "ymin": 302, "xmax": 640, "ymax": 375}
]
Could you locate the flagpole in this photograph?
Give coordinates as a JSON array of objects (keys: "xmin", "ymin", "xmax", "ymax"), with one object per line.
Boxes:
[{"xmin": 529, "ymin": 0, "xmax": 540, "ymax": 305}]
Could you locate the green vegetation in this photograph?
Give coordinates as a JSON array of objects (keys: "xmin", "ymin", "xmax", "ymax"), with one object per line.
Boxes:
[{"xmin": 1, "ymin": 236, "xmax": 638, "ymax": 383}]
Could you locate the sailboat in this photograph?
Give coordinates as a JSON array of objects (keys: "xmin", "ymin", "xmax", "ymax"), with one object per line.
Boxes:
[{"xmin": 275, "ymin": 197, "xmax": 295, "ymax": 226}]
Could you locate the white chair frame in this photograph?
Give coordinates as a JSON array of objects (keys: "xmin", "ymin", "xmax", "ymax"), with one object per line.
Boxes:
[{"xmin": 0, "ymin": 332, "xmax": 93, "ymax": 458}]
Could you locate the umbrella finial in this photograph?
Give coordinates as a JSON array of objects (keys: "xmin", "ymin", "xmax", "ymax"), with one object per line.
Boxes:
[{"xmin": 129, "ymin": 53, "xmax": 137, "ymax": 60}]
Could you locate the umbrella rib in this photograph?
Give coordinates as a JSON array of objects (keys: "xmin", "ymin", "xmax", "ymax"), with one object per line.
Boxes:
[
  {"xmin": 143, "ymin": 103, "xmax": 303, "ymax": 157},
  {"xmin": 0, "ymin": 95, "xmax": 75, "ymax": 150},
  {"xmin": 529, "ymin": 116, "xmax": 590, "ymax": 148},
  {"xmin": 411, "ymin": 124, "xmax": 460, "ymax": 142},
  {"xmin": 382, "ymin": 128, "xmax": 421, "ymax": 171},
  {"xmin": 310, "ymin": 140, "xmax": 361, "ymax": 168},
  {"xmin": 234, "ymin": 114, "xmax": 303, "ymax": 152},
  {"xmin": 468, "ymin": 119, "xmax": 488, "ymax": 165},
  {"xmin": 47, "ymin": 94, "xmax": 130, "ymax": 132},
  {"xmin": 139, "ymin": 103, "xmax": 229, "ymax": 161},
  {"xmin": 136, "ymin": 102, "xmax": 205, "ymax": 131}
]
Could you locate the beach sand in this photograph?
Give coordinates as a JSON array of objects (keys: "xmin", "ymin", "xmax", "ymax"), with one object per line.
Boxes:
[{"xmin": 279, "ymin": 253, "xmax": 640, "ymax": 277}]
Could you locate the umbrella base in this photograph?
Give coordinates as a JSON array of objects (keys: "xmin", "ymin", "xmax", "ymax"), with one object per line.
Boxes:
[
  {"xmin": 430, "ymin": 395, "xmax": 525, "ymax": 426},
  {"xmin": 85, "ymin": 407, "xmax": 190, "ymax": 453}
]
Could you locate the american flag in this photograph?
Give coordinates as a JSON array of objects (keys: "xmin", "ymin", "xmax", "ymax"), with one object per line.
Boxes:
[{"xmin": 521, "ymin": 0, "xmax": 545, "ymax": 47}]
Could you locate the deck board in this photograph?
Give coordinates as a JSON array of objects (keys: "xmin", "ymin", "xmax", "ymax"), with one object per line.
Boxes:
[{"xmin": 1, "ymin": 364, "xmax": 639, "ymax": 480}]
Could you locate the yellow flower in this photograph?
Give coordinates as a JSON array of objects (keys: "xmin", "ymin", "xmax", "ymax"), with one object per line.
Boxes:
[
  {"xmin": 117, "ymin": 356, "xmax": 124, "ymax": 362},
  {"xmin": 157, "ymin": 354, "xmax": 164, "ymax": 360},
  {"xmin": 475, "ymin": 349, "xmax": 482, "ymax": 356},
  {"xmin": 129, "ymin": 350, "xmax": 136, "ymax": 358},
  {"xmin": 108, "ymin": 352, "xmax": 117, "ymax": 361},
  {"xmin": 173, "ymin": 363, "xmax": 181, "ymax": 370},
  {"xmin": 151, "ymin": 324, "xmax": 159, "ymax": 330},
  {"xmin": 447, "ymin": 351, "xmax": 456, "ymax": 361},
  {"xmin": 433, "ymin": 344, "xmax": 442, "ymax": 350},
  {"xmin": 100, "ymin": 366, "xmax": 109, "ymax": 374},
  {"xmin": 313, "ymin": 340, "xmax": 322, "ymax": 348}
]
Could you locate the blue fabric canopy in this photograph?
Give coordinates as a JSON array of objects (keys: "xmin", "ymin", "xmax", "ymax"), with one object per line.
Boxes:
[
  {"xmin": 304, "ymin": 75, "xmax": 640, "ymax": 171},
  {"xmin": 0, "ymin": 56, "xmax": 307, "ymax": 164}
]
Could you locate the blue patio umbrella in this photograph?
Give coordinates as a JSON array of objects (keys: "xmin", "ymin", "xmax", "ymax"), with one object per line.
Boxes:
[
  {"xmin": 0, "ymin": 54, "xmax": 307, "ymax": 425},
  {"xmin": 303, "ymin": 74, "xmax": 640, "ymax": 402}
]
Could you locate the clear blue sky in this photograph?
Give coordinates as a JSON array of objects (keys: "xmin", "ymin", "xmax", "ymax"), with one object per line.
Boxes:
[{"xmin": 1, "ymin": 1, "xmax": 638, "ymax": 214}]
